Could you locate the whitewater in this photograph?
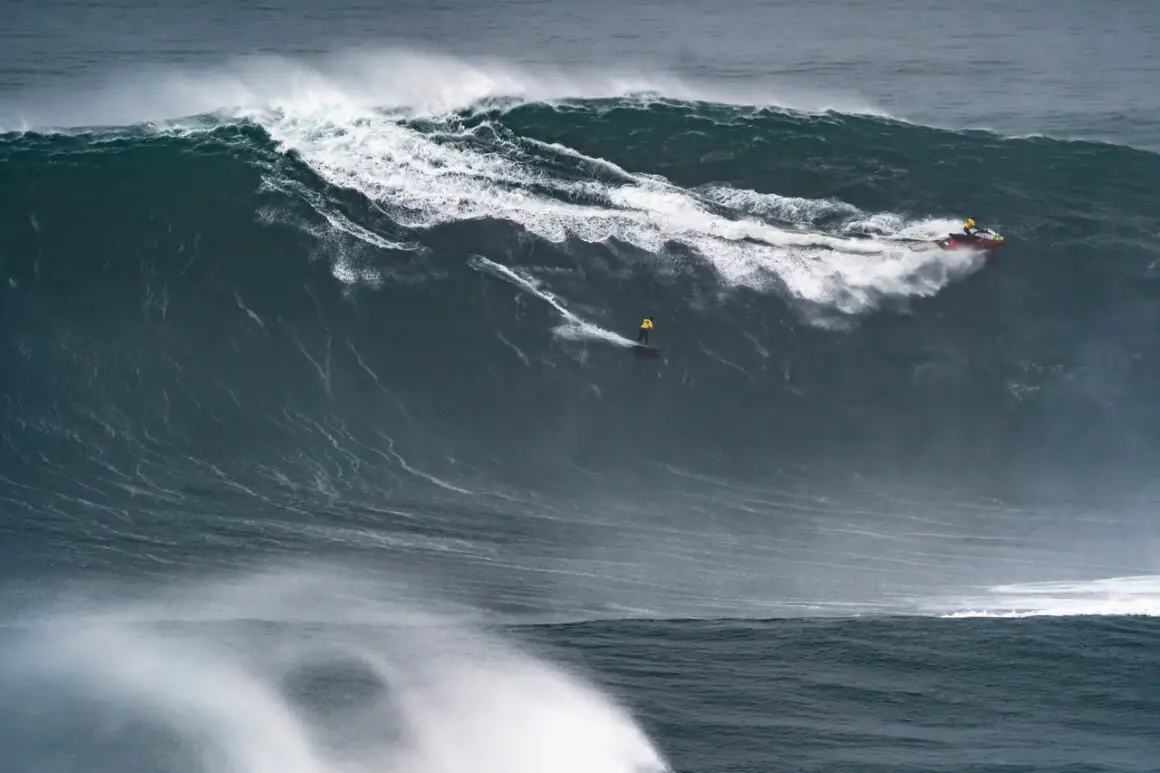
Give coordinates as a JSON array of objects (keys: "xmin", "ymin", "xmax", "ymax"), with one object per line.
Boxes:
[{"xmin": 1, "ymin": 567, "xmax": 670, "ymax": 773}]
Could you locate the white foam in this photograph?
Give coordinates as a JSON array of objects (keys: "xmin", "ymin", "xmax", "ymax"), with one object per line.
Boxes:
[
  {"xmin": 935, "ymin": 575, "xmax": 1160, "ymax": 618},
  {"xmin": 249, "ymin": 94, "xmax": 984, "ymax": 317},
  {"xmin": 3, "ymin": 566, "xmax": 671, "ymax": 773}
]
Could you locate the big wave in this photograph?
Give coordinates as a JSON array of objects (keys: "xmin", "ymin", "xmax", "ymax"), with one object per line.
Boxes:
[{"xmin": 3, "ymin": 46, "xmax": 1160, "ymax": 620}]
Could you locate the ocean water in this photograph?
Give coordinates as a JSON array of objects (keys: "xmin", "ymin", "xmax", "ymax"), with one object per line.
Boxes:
[{"xmin": 2, "ymin": 0, "xmax": 1160, "ymax": 770}]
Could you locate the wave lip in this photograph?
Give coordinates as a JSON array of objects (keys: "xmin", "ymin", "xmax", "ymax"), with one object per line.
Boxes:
[{"xmin": 0, "ymin": 46, "xmax": 891, "ymax": 133}]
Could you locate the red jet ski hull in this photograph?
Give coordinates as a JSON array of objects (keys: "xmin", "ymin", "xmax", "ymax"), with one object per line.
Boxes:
[{"xmin": 935, "ymin": 233, "xmax": 1006, "ymax": 251}]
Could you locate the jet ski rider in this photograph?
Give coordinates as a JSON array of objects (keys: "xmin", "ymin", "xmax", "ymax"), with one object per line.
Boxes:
[{"xmin": 959, "ymin": 217, "xmax": 982, "ymax": 241}]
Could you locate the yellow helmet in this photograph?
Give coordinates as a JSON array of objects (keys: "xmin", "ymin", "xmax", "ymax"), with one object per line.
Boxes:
[{"xmin": 965, "ymin": 217, "xmax": 976, "ymax": 228}]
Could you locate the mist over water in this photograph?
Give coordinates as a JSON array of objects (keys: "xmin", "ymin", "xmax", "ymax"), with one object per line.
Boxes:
[
  {"xmin": 0, "ymin": 566, "xmax": 669, "ymax": 773},
  {"xmin": 0, "ymin": 47, "xmax": 891, "ymax": 133}
]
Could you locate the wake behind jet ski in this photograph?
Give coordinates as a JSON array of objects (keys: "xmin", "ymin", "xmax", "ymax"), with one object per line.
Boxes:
[{"xmin": 934, "ymin": 217, "xmax": 1006, "ymax": 251}]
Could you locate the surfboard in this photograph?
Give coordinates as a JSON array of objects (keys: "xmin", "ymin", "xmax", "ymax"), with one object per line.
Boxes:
[{"xmin": 631, "ymin": 343, "xmax": 661, "ymax": 356}]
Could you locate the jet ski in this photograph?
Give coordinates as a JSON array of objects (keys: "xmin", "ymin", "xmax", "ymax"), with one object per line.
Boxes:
[{"xmin": 934, "ymin": 228, "xmax": 1005, "ymax": 251}]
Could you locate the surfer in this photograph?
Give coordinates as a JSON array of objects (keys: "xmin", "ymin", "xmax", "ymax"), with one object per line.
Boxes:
[{"xmin": 637, "ymin": 317, "xmax": 654, "ymax": 345}]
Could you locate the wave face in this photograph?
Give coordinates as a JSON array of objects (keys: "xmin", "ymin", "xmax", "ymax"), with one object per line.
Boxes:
[{"xmin": 3, "ymin": 78, "xmax": 1160, "ymax": 618}]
